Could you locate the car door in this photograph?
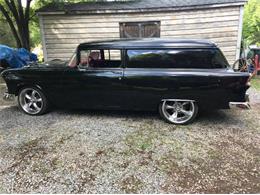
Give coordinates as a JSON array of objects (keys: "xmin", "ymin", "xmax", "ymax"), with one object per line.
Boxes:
[
  {"xmin": 59, "ymin": 49, "xmax": 125, "ymax": 109},
  {"xmin": 60, "ymin": 67, "xmax": 124, "ymax": 109}
]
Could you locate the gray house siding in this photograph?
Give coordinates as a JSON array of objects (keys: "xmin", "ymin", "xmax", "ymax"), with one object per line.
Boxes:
[{"xmin": 39, "ymin": 5, "xmax": 244, "ymax": 64}]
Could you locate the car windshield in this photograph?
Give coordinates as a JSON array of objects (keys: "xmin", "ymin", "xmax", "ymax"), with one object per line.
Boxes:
[{"xmin": 68, "ymin": 52, "xmax": 77, "ymax": 68}]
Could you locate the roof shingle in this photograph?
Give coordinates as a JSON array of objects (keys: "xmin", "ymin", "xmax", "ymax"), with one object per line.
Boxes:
[{"xmin": 37, "ymin": 0, "xmax": 247, "ymax": 14}]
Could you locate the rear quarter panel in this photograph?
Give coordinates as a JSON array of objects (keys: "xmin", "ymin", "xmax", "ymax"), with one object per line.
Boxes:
[{"xmin": 123, "ymin": 68, "xmax": 250, "ymax": 110}]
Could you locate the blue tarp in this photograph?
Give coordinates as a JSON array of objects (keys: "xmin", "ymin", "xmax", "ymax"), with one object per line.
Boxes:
[{"xmin": 0, "ymin": 44, "xmax": 37, "ymax": 68}]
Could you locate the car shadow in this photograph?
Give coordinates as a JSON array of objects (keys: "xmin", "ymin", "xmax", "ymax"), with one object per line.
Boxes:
[
  {"xmin": 195, "ymin": 109, "xmax": 244, "ymax": 126},
  {"xmin": 0, "ymin": 105, "xmax": 244, "ymax": 126},
  {"xmin": 58, "ymin": 108, "xmax": 159, "ymax": 120}
]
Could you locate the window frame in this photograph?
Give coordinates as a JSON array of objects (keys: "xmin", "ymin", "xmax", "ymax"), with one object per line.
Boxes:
[{"xmin": 76, "ymin": 47, "xmax": 125, "ymax": 70}]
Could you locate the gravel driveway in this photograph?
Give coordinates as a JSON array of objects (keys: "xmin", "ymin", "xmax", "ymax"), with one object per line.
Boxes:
[{"xmin": 0, "ymin": 80, "xmax": 259, "ymax": 193}]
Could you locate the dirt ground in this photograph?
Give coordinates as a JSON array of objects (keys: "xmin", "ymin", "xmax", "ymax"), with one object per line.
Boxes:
[{"xmin": 0, "ymin": 79, "xmax": 259, "ymax": 193}]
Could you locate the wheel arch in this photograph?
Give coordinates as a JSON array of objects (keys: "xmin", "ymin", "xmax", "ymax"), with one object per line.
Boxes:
[{"xmin": 16, "ymin": 83, "xmax": 45, "ymax": 96}]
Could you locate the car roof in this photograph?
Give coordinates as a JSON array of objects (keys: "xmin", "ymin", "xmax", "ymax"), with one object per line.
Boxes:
[{"xmin": 78, "ymin": 38, "xmax": 217, "ymax": 49}]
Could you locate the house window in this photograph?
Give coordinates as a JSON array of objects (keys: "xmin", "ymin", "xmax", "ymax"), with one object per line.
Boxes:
[{"xmin": 120, "ymin": 21, "xmax": 160, "ymax": 38}]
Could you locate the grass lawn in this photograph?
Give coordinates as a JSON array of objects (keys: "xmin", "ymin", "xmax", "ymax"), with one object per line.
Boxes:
[{"xmin": 251, "ymin": 76, "xmax": 260, "ymax": 91}]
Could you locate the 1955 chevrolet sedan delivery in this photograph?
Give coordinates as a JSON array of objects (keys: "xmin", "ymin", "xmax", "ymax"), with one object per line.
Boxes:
[{"xmin": 1, "ymin": 39, "xmax": 250, "ymax": 125}]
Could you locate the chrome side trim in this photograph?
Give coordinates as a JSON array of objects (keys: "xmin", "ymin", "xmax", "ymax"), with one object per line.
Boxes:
[{"xmin": 161, "ymin": 99, "xmax": 195, "ymax": 102}]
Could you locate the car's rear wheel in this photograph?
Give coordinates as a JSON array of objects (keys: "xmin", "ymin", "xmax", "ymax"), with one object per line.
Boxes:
[
  {"xmin": 159, "ymin": 99, "xmax": 198, "ymax": 125},
  {"xmin": 18, "ymin": 87, "xmax": 49, "ymax": 115}
]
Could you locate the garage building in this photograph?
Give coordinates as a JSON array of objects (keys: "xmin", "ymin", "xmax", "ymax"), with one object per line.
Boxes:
[{"xmin": 37, "ymin": 0, "xmax": 246, "ymax": 64}]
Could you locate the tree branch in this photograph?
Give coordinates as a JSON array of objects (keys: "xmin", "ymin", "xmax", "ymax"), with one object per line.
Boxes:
[
  {"xmin": 24, "ymin": 0, "xmax": 32, "ymax": 25},
  {"xmin": 17, "ymin": 0, "xmax": 25, "ymax": 21},
  {"xmin": 29, "ymin": 12, "xmax": 36, "ymax": 21},
  {"xmin": 4, "ymin": 0, "xmax": 20, "ymax": 23}
]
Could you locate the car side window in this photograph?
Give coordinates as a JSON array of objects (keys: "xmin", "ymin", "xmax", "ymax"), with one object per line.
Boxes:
[
  {"xmin": 126, "ymin": 49, "xmax": 228, "ymax": 69},
  {"xmin": 79, "ymin": 49, "xmax": 122, "ymax": 68}
]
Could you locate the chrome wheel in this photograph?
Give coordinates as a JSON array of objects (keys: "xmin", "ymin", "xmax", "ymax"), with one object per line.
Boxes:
[
  {"xmin": 19, "ymin": 88, "xmax": 43, "ymax": 115},
  {"xmin": 160, "ymin": 100, "xmax": 197, "ymax": 124}
]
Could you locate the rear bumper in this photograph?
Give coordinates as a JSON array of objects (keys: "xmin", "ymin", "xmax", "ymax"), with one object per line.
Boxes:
[{"xmin": 229, "ymin": 93, "xmax": 250, "ymax": 109}]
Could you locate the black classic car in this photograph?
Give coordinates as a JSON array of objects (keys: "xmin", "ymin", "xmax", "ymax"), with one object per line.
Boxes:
[{"xmin": 1, "ymin": 39, "xmax": 250, "ymax": 124}]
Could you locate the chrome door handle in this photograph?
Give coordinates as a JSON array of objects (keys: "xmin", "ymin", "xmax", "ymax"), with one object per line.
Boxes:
[{"xmin": 78, "ymin": 68, "xmax": 86, "ymax": 72}]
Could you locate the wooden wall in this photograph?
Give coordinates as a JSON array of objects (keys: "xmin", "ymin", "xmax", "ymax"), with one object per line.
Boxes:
[{"xmin": 40, "ymin": 6, "xmax": 242, "ymax": 64}]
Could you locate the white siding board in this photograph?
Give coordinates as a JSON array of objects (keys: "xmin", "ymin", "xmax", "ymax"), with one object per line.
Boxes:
[
  {"xmin": 48, "ymin": 53, "xmax": 75, "ymax": 58},
  {"xmin": 42, "ymin": 7, "xmax": 239, "ymax": 21},
  {"xmin": 236, "ymin": 6, "xmax": 244, "ymax": 60},
  {"xmin": 46, "ymin": 48, "xmax": 76, "ymax": 52},
  {"xmin": 44, "ymin": 36, "xmax": 238, "ymax": 44},
  {"xmin": 44, "ymin": 23, "xmax": 238, "ymax": 34},
  {"xmin": 44, "ymin": 33, "xmax": 119, "ymax": 39},
  {"xmin": 45, "ymin": 27, "xmax": 238, "ymax": 35},
  {"xmin": 43, "ymin": 15, "xmax": 239, "ymax": 25},
  {"xmin": 45, "ymin": 28, "xmax": 119, "ymax": 34},
  {"xmin": 39, "ymin": 15, "xmax": 48, "ymax": 62},
  {"xmin": 44, "ymin": 22, "xmax": 120, "ymax": 29},
  {"xmin": 44, "ymin": 30, "xmax": 238, "ymax": 39},
  {"xmin": 163, "ymin": 32, "xmax": 238, "ymax": 39},
  {"xmin": 43, "ymin": 20, "xmax": 239, "ymax": 30},
  {"xmin": 161, "ymin": 27, "xmax": 238, "ymax": 36},
  {"xmin": 46, "ymin": 41, "xmax": 237, "ymax": 49}
]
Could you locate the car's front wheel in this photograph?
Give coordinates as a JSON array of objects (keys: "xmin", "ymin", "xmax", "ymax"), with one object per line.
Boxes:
[
  {"xmin": 159, "ymin": 99, "xmax": 198, "ymax": 125},
  {"xmin": 18, "ymin": 87, "xmax": 49, "ymax": 115}
]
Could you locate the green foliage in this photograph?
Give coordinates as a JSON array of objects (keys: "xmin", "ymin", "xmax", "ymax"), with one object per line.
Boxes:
[
  {"xmin": 243, "ymin": 0, "xmax": 260, "ymax": 46},
  {"xmin": 0, "ymin": 20, "xmax": 16, "ymax": 47},
  {"xmin": 0, "ymin": 0, "xmax": 15, "ymax": 47},
  {"xmin": 30, "ymin": 19, "xmax": 41, "ymax": 47},
  {"xmin": 33, "ymin": 0, "xmax": 93, "ymax": 10},
  {"xmin": 251, "ymin": 76, "xmax": 260, "ymax": 91}
]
